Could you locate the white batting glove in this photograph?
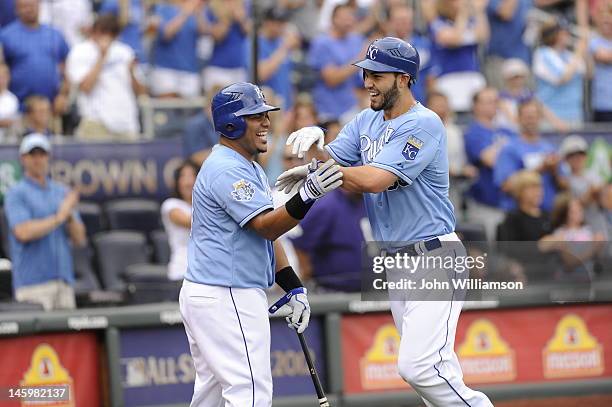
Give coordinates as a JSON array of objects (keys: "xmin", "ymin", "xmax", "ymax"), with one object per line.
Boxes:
[
  {"xmin": 286, "ymin": 126, "xmax": 325, "ymax": 159},
  {"xmin": 269, "ymin": 287, "xmax": 311, "ymax": 333},
  {"xmin": 276, "ymin": 158, "xmax": 319, "ymax": 194},
  {"xmin": 299, "ymin": 159, "xmax": 343, "ymax": 203}
]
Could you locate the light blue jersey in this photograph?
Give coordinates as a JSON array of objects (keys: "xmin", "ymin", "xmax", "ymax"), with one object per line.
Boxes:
[
  {"xmin": 186, "ymin": 145, "xmax": 275, "ymax": 289},
  {"xmin": 326, "ymin": 103, "xmax": 455, "ymax": 243}
]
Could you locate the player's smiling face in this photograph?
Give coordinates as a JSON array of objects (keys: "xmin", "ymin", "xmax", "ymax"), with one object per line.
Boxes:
[
  {"xmin": 242, "ymin": 112, "xmax": 271, "ymax": 155},
  {"xmin": 363, "ymin": 70, "xmax": 402, "ymax": 112}
]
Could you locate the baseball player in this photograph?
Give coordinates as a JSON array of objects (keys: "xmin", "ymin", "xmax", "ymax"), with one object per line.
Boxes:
[
  {"xmin": 179, "ymin": 82, "xmax": 343, "ymax": 406},
  {"xmin": 278, "ymin": 38, "xmax": 493, "ymax": 406}
]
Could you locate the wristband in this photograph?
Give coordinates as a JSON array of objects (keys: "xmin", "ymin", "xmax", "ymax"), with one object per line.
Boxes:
[
  {"xmin": 275, "ymin": 266, "xmax": 303, "ymax": 292},
  {"xmin": 284, "ymin": 192, "xmax": 314, "ymax": 220}
]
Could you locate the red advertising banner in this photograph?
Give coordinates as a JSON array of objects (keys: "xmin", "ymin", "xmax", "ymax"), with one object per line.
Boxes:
[
  {"xmin": 341, "ymin": 304, "xmax": 612, "ymax": 394},
  {"xmin": 0, "ymin": 332, "xmax": 101, "ymax": 406}
]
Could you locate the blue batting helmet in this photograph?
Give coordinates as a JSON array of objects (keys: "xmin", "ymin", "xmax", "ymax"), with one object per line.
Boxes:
[
  {"xmin": 211, "ymin": 82, "xmax": 280, "ymax": 140},
  {"xmin": 353, "ymin": 37, "xmax": 420, "ymax": 84}
]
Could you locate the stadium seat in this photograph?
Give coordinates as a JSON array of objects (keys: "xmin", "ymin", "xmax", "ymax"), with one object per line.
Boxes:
[
  {"xmin": 123, "ymin": 263, "xmax": 180, "ymax": 304},
  {"xmin": 0, "ymin": 207, "xmax": 11, "ymax": 259},
  {"xmin": 151, "ymin": 229, "xmax": 170, "ymax": 265},
  {"xmin": 105, "ymin": 199, "xmax": 161, "ymax": 238},
  {"xmin": 77, "ymin": 201, "xmax": 105, "ymax": 239},
  {"xmin": 92, "ymin": 231, "xmax": 150, "ymax": 291},
  {"xmin": 72, "ymin": 245, "xmax": 101, "ymax": 295}
]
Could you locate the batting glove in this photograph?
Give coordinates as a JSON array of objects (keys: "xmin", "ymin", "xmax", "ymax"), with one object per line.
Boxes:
[
  {"xmin": 270, "ymin": 287, "xmax": 311, "ymax": 333},
  {"xmin": 299, "ymin": 159, "xmax": 343, "ymax": 203},
  {"xmin": 276, "ymin": 158, "xmax": 319, "ymax": 194},
  {"xmin": 286, "ymin": 126, "xmax": 325, "ymax": 159}
]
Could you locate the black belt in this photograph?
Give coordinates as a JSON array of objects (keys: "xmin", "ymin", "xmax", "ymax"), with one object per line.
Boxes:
[{"xmin": 385, "ymin": 237, "xmax": 442, "ymax": 256}]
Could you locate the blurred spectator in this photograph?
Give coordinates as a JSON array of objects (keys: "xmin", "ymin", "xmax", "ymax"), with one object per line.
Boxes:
[
  {"xmin": 0, "ymin": 63, "xmax": 19, "ymax": 141},
  {"xmin": 202, "ymin": 0, "xmax": 249, "ymax": 93},
  {"xmin": 535, "ymin": 0, "xmax": 589, "ymax": 29},
  {"xmin": 387, "ymin": 4, "xmax": 436, "ymax": 103},
  {"xmin": 497, "ymin": 170, "xmax": 552, "ymax": 240},
  {"xmin": 559, "ymin": 135, "xmax": 602, "ymax": 208},
  {"xmin": 39, "ymin": 0, "xmax": 93, "ymax": 47},
  {"xmin": 0, "ymin": 0, "xmax": 16, "ymax": 28},
  {"xmin": 251, "ymin": 7, "xmax": 301, "ymax": 110},
  {"xmin": 497, "ymin": 58, "xmax": 570, "ymax": 132},
  {"xmin": 290, "ymin": 189, "xmax": 369, "ymax": 292},
  {"xmin": 540, "ymin": 193, "xmax": 605, "ymax": 281},
  {"xmin": 430, "ymin": 0, "xmax": 489, "ymax": 112},
  {"xmin": 183, "ymin": 93, "xmax": 218, "ymax": 166},
  {"xmin": 589, "ymin": 8, "xmax": 612, "ymax": 122},
  {"xmin": 533, "ymin": 18, "xmax": 587, "ymax": 125},
  {"xmin": 427, "ymin": 90, "xmax": 477, "ymax": 217},
  {"xmin": 0, "ymin": 0, "xmax": 70, "ymax": 114},
  {"xmin": 150, "ymin": 0, "xmax": 208, "ymax": 98},
  {"xmin": 67, "ymin": 14, "xmax": 144, "ymax": 141},
  {"xmin": 308, "ymin": 4, "xmax": 365, "ymax": 123},
  {"xmin": 161, "ymin": 159, "xmax": 198, "ymax": 281},
  {"xmin": 4, "ymin": 134, "xmax": 86, "ymax": 310},
  {"xmin": 588, "ymin": 183, "xmax": 612, "ymax": 241},
  {"xmin": 100, "ymin": 0, "xmax": 149, "ymax": 64},
  {"xmin": 464, "ymin": 87, "xmax": 515, "ymax": 239},
  {"xmin": 485, "ymin": 0, "xmax": 532, "ymax": 89},
  {"xmin": 494, "ymin": 99, "xmax": 568, "ymax": 212},
  {"xmin": 281, "ymin": 0, "xmax": 320, "ymax": 45},
  {"xmin": 22, "ymin": 95, "xmax": 52, "ymax": 137}
]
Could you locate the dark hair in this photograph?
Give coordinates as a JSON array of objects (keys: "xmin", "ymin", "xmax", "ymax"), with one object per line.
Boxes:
[
  {"xmin": 24, "ymin": 94, "xmax": 50, "ymax": 114},
  {"xmin": 93, "ymin": 13, "xmax": 121, "ymax": 37},
  {"xmin": 517, "ymin": 98, "xmax": 540, "ymax": 115},
  {"xmin": 331, "ymin": 3, "xmax": 352, "ymax": 21},
  {"xmin": 173, "ymin": 160, "xmax": 200, "ymax": 200}
]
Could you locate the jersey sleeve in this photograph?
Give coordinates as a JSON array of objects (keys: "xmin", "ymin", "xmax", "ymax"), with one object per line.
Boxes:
[
  {"xmin": 325, "ymin": 115, "xmax": 361, "ymax": 166},
  {"xmin": 370, "ymin": 127, "xmax": 440, "ymax": 186},
  {"xmin": 210, "ymin": 165, "xmax": 274, "ymax": 227}
]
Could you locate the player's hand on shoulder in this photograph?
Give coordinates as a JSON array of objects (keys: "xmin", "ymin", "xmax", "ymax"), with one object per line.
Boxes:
[
  {"xmin": 299, "ymin": 159, "xmax": 343, "ymax": 203},
  {"xmin": 286, "ymin": 126, "xmax": 325, "ymax": 159}
]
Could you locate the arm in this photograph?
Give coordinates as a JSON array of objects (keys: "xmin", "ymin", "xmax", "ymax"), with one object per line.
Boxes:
[
  {"xmin": 129, "ymin": 59, "xmax": 147, "ymax": 96},
  {"xmin": 320, "ymin": 64, "xmax": 359, "ymax": 88},
  {"xmin": 162, "ymin": 10, "xmax": 193, "ymax": 41},
  {"xmin": 66, "ymin": 215, "xmax": 87, "ymax": 247},
  {"xmin": 494, "ymin": 0, "xmax": 519, "ymax": 21},
  {"xmin": 247, "ymin": 206, "xmax": 301, "ymax": 241},
  {"xmin": 168, "ymin": 207, "xmax": 192, "ymax": 228},
  {"xmin": 258, "ymin": 31, "xmax": 300, "ymax": 82},
  {"xmin": 434, "ymin": 11, "xmax": 471, "ymax": 47},
  {"xmin": 340, "ymin": 165, "xmax": 397, "ymax": 193}
]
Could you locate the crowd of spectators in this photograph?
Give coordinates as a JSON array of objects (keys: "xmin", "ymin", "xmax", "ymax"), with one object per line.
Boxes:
[{"xmin": 0, "ymin": 0, "xmax": 610, "ymax": 307}]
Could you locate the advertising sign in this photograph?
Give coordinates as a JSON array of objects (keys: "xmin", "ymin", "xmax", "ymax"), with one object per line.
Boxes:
[
  {"xmin": 341, "ymin": 305, "xmax": 612, "ymax": 394},
  {"xmin": 119, "ymin": 319, "xmax": 325, "ymax": 405},
  {"xmin": 0, "ymin": 332, "xmax": 101, "ymax": 406}
]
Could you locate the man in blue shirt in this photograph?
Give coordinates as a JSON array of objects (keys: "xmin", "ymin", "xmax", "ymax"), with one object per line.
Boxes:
[
  {"xmin": 290, "ymin": 189, "xmax": 369, "ymax": 292},
  {"xmin": 485, "ymin": 0, "xmax": 532, "ymax": 88},
  {"xmin": 280, "ymin": 38, "xmax": 493, "ymax": 406},
  {"xmin": 182, "ymin": 102, "xmax": 218, "ymax": 166},
  {"xmin": 0, "ymin": 0, "xmax": 70, "ymax": 112},
  {"xmin": 179, "ymin": 82, "xmax": 342, "ymax": 406},
  {"xmin": 249, "ymin": 6, "xmax": 300, "ymax": 110},
  {"xmin": 388, "ymin": 4, "xmax": 437, "ymax": 104},
  {"xmin": 308, "ymin": 3, "xmax": 365, "ymax": 122},
  {"xmin": 494, "ymin": 99, "xmax": 568, "ymax": 212},
  {"xmin": 464, "ymin": 87, "xmax": 517, "ymax": 240},
  {"xmin": 5, "ymin": 134, "xmax": 86, "ymax": 311},
  {"xmin": 0, "ymin": 0, "xmax": 16, "ymax": 28}
]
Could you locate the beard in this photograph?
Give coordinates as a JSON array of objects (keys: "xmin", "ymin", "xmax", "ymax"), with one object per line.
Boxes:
[{"xmin": 371, "ymin": 80, "xmax": 400, "ymax": 112}]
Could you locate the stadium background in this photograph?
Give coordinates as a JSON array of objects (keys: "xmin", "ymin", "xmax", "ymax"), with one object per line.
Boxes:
[{"xmin": 0, "ymin": 0, "xmax": 611, "ymax": 406}]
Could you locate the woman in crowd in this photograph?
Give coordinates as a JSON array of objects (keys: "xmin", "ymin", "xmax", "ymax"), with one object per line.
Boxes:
[{"xmin": 161, "ymin": 160, "xmax": 199, "ymax": 281}]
